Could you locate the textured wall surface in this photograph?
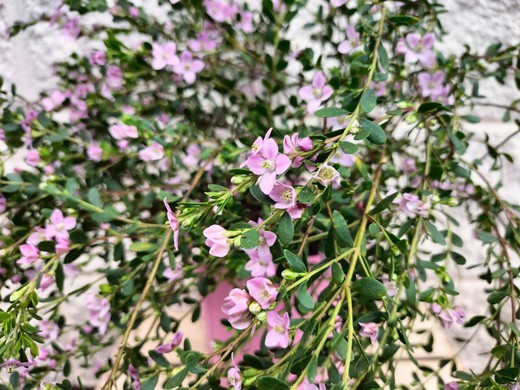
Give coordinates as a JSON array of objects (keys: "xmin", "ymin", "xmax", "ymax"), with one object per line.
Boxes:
[{"xmin": 0, "ymin": 0, "xmax": 519, "ymax": 385}]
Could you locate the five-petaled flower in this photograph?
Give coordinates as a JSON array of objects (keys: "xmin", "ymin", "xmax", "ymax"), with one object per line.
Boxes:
[
  {"xmin": 265, "ymin": 311, "xmax": 291, "ymax": 349},
  {"xmin": 203, "ymin": 224, "xmax": 232, "ymax": 257},
  {"xmin": 247, "ymin": 277, "xmax": 278, "ymax": 309},
  {"xmin": 246, "ymin": 138, "xmax": 291, "ymax": 194},
  {"xmin": 298, "ymin": 72, "xmax": 334, "ymax": 114},
  {"xmin": 45, "ymin": 210, "xmax": 77, "ymax": 240},
  {"xmin": 359, "ymin": 322, "xmax": 379, "ymax": 345}
]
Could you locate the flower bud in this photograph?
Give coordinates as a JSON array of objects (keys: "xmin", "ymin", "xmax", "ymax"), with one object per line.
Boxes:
[
  {"xmin": 281, "ymin": 269, "xmax": 300, "ymax": 280},
  {"xmin": 447, "ymin": 197, "xmax": 458, "ymax": 207},
  {"xmin": 255, "ymin": 311, "xmax": 267, "ymax": 322},
  {"xmin": 248, "ymin": 301, "xmax": 262, "ymax": 314}
]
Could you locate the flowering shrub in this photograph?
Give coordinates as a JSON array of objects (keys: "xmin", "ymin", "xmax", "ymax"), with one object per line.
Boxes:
[{"xmin": 0, "ymin": 0, "xmax": 519, "ymax": 389}]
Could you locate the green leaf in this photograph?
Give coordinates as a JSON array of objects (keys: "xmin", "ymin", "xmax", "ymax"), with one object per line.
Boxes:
[
  {"xmin": 388, "ymin": 15, "xmax": 420, "ymax": 26},
  {"xmin": 314, "ymin": 107, "xmax": 349, "ymax": 118},
  {"xmin": 298, "ymin": 186, "xmax": 315, "ymax": 204},
  {"xmin": 38, "ymin": 240, "xmax": 56, "ymax": 252},
  {"xmin": 360, "ymin": 118, "xmax": 386, "ymax": 144},
  {"xmin": 250, "ymin": 185, "xmax": 275, "ymax": 205},
  {"xmin": 462, "ymin": 115, "xmax": 481, "ymax": 123},
  {"xmin": 87, "ymin": 188, "xmax": 102, "ymax": 207},
  {"xmin": 277, "ymin": 213, "xmax": 294, "ymax": 246},
  {"xmin": 283, "ymin": 250, "xmax": 307, "ymax": 273},
  {"xmin": 353, "ymin": 277, "xmax": 387, "ymax": 300},
  {"xmin": 240, "ymin": 229, "xmax": 260, "ymax": 249},
  {"xmin": 306, "ymin": 355, "xmax": 318, "ymax": 383},
  {"xmin": 478, "ymin": 231, "xmax": 496, "ymax": 244},
  {"xmin": 164, "ymin": 367, "xmax": 188, "ymax": 389},
  {"xmin": 487, "ymin": 291, "xmax": 508, "ymax": 304},
  {"xmin": 185, "ymin": 352, "xmax": 206, "ymax": 374},
  {"xmin": 92, "ymin": 211, "xmax": 117, "ymax": 223},
  {"xmin": 257, "ymin": 376, "xmax": 289, "ymax": 390},
  {"xmin": 69, "ymin": 230, "xmax": 88, "ymax": 244},
  {"xmin": 360, "ymin": 88, "xmax": 377, "ymax": 113},
  {"xmin": 298, "ymin": 283, "xmax": 315, "ymax": 309},
  {"xmin": 369, "ymin": 192, "xmax": 398, "ymax": 215},
  {"xmin": 141, "ymin": 375, "xmax": 159, "ymax": 390},
  {"xmin": 417, "ymin": 102, "xmax": 443, "ymax": 113},
  {"xmin": 148, "ymin": 350, "xmax": 171, "ymax": 367},
  {"xmin": 495, "ymin": 367, "xmax": 519, "ymax": 384},
  {"xmin": 339, "ymin": 141, "xmax": 358, "ymax": 154},
  {"xmin": 331, "ymin": 263, "xmax": 344, "ymax": 284},
  {"xmin": 332, "ymin": 210, "xmax": 353, "ymax": 247},
  {"xmin": 130, "ymin": 242, "xmax": 158, "ymax": 253},
  {"xmin": 424, "ymin": 221, "xmax": 446, "ymax": 245}
]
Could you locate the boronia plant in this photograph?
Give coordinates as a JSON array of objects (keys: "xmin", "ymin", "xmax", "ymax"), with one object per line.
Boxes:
[{"xmin": 0, "ymin": 0, "xmax": 519, "ymax": 389}]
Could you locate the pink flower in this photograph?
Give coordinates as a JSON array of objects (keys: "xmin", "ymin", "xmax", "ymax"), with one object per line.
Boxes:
[
  {"xmin": 288, "ymin": 203, "xmax": 306, "ymax": 220},
  {"xmin": 298, "ymin": 72, "xmax": 334, "ymax": 113},
  {"xmin": 396, "ymin": 193, "xmax": 430, "ymax": 218},
  {"xmin": 128, "ymin": 364, "xmax": 141, "ymax": 390},
  {"xmin": 444, "ymin": 382, "xmax": 458, "ymax": 390},
  {"xmin": 246, "ymin": 219, "xmax": 277, "ymax": 259},
  {"xmin": 155, "ymin": 332, "xmax": 183, "ymax": 353},
  {"xmin": 26, "ymin": 149, "xmax": 40, "ymax": 166},
  {"xmin": 0, "ymin": 195, "xmax": 6, "ymax": 213},
  {"xmin": 370, "ymin": 80, "xmax": 387, "ymax": 97},
  {"xmin": 63, "ymin": 17, "xmax": 80, "ymax": 39},
  {"xmin": 237, "ymin": 11, "xmax": 254, "ymax": 33},
  {"xmin": 164, "ymin": 198, "xmax": 180, "ymax": 251},
  {"xmin": 205, "ymin": 0, "xmax": 238, "ymax": 23},
  {"xmin": 269, "ymin": 182, "xmax": 296, "ymax": 209},
  {"xmin": 18, "ymin": 243, "xmax": 40, "ymax": 265},
  {"xmin": 108, "ymin": 124, "xmax": 138, "ymax": 140},
  {"xmin": 45, "ymin": 210, "xmax": 77, "ymax": 240},
  {"xmin": 396, "ymin": 33, "xmax": 436, "ymax": 68},
  {"xmin": 331, "ymin": 149, "xmax": 355, "ymax": 167},
  {"xmin": 338, "ymin": 26, "xmax": 362, "ymax": 54},
  {"xmin": 90, "ymin": 50, "xmax": 107, "ymax": 66},
  {"xmin": 247, "ymin": 277, "xmax": 278, "ymax": 309},
  {"xmin": 188, "ymin": 32, "xmax": 220, "ymax": 52},
  {"xmin": 164, "ymin": 263, "xmax": 183, "ymax": 282},
  {"xmin": 433, "ymin": 305, "xmax": 466, "ymax": 329},
  {"xmin": 106, "ymin": 66, "xmax": 123, "ymax": 89},
  {"xmin": 227, "ymin": 353, "xmax": 242, "ymax": 390},
  {"xmin": 56, "ymin": 237, "xmax": 71, "ymax": 254},
  {"xmin": 41, "ymin": 90, "xmax": 68, "ymax": 111},
  {"xmin": 222, "ymin": 288, "xmax": 252, "ymax": 330},
  {"xmin": 85, "ymin": 293, "xmax": 111, "ymax": 335},
  {"xmin": 139, "ymin": 141, "xmax": 164, "ymax": 161},
  {"xmin": 203, "ymin": 225, "xmax": 232, "ymax": 257},
  {"xmin": 359, "ymin": 322, "xmax": 379, "ymax": 345},
  {"xmin": 173, "ymin": 51, "xmax": 204, "ymax": 84},
  {"xmin": 240, "ymin": 128, "xmax": 273, "ymax": 168},
  {"xmin": 245, "ymin": 251, "xmax": 276, "ymax": 277},
  {"xmin": 151, "ymin": 42, "xmax": 179, "ymax": 70},
  {"xmin": 400, "ymin": 157, "xmax": 416, "ymax": 174},
  {"xmin": 246, "ymin": 139, "xmax": 291, "ymax": 194},
  {"xmin": 314, "ymin": 164, "xmax": 340, "ymax": 186},
  {"xmin": 418, "ymin": 71, "xmax": 450, "ymax": 102},
  {"xmin": 27, "ymin": 227, "xmax": 46, "ymax": 246},
  {"xmin": 283, "ymin": 133, "xmax": 314, "ymax": 167},
  {"xmin": 39, "ymin": 273, "xmax": 54, "ymax": 292},
  {"xmin": 87, "ymin": 143, "xmax": 103, "ymax": 162},
  {"xmin": 265, "ymin": 311, "xmax": 290, "ymax": 349}
]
